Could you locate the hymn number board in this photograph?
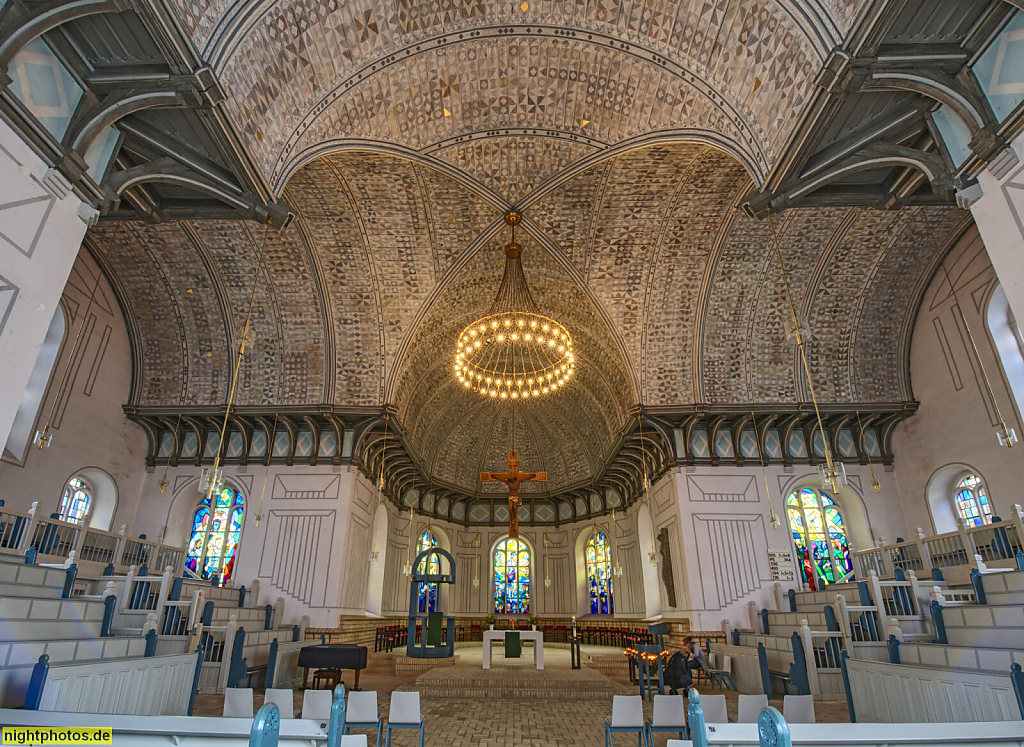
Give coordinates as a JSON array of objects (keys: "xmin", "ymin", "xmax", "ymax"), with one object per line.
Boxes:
[{"xmin": 767, "ymin": 549, "xmax": 795, "ymax": 581}]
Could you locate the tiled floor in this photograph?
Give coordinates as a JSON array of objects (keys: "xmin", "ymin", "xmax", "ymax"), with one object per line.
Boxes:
[{"xmin": 193, "ymin": 644, "xmax": 851, "ymax": 745}]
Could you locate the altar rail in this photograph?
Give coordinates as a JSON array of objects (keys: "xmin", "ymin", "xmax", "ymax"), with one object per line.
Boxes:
[
  {"xmin": 0, "ymin": 502, "xmax": 186, "ymax": 577},
  {"xmin": 853, "ymin": 505, "xmax": 1024, "ymax": 583}
]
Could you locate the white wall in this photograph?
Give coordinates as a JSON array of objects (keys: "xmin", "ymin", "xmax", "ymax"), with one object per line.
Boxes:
[
  {"xmin": 669, "ymin": 463, "xmax": 903, "ymax": 631},
  {"xmin": 0, "ymin": 119, "xmax": 98, "ymax": 446},
  {"xmin": 0, "ymin": 251, "xmax": 147, "ymax": 531},
  {"xmin": 891, "ymin": 227, "xmax": 1024, "ymax": 535}
]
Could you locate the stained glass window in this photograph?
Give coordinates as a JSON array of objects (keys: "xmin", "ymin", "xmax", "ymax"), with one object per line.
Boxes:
[
  {"xmin": 786, "ymin": 488, "xmax": 851, "ymax": 587},
  {"xmin": 186, "ymin": 488, "xmax": 244, "ymax": 584},
  {"xmin": 494, "ymin": 538, "xmax": 530, "ymax": 614},
  {"xmin": 416, "ymin": 530, "xmax": 439, "ymax": 613},
  {"xmin": 953, "ymin": 474, "xmax": 992, "ymax": 527},
  {"xmin": 59, "ymin": 477, "xmax": 91, "ymax": 524},
  {"xmin": 586, "ymin": 531, "xmax": 614, "ymax": 614}
]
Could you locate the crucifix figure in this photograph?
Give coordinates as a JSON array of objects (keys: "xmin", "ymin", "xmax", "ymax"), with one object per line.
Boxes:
[{"xmin": 481, "ymin": 451, "xmax": 547, "ymax": 539}]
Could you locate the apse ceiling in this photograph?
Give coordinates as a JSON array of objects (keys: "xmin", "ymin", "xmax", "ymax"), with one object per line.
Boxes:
[{"xmin": 91, "ymin": 142, "xmax": 972, "ymax": 503}]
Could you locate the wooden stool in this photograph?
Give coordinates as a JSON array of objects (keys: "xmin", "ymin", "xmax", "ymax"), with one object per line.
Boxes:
[{"xmin": 311, "ymin": 668, "xmax": 341, "ymax": 689}]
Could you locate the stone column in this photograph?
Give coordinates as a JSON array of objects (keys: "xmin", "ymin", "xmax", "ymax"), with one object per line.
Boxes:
[
  {"xmin": 958, "ymin": 134, "xmax": 1024, "ymax": 324},
  {"xmin": 0, "ymin": 118, "xmax": 98, "ymax": 446}
]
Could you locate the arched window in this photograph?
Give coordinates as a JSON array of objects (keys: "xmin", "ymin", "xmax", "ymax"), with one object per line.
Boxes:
[
  {"xmin": 186, "ymin": 487, "xmax": 244, "ymax": 584},
  {"xmin": 786, "ymin": 488, "xmax": 852, "ymax": 587},
  {"xmin": 987, "ymin": 284, "xmax": 1024, "ymax": 422},
  {"xmin": 59, "ymin": 477, "xmax": 91, "ymax": 524},
  {"xmin": 494, "ymin": 538, "xmax": 530, "ymax": 614},
  {"xmin": 953, "ymin": 474, "xmax": 992, "ymax": 527},
  {"xmin": 586, "ymin": 531, "xmax": 614, "ymax": 614},
  {"xmin": 416, "ymin": 530, "xmax": 439, "ymax": 613}
]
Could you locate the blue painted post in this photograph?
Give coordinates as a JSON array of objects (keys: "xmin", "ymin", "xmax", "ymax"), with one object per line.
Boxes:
[
  {"xmin": 857, "ymin": 581, "xmax": 877, "ymax": 641},
  {"xmin": 266, "ymin": 638, "xmax": 279, "ymax": 688},
  {"xmin": 264, "ymin": 604, "xmax": 274, "ymax": 630},
  {"xmin": 823, "ymin": 605, "xmax": 842, "ymax": 662},
  {"xmin": 188, "ymin": 644, "xmax": 205, "ymax": 716},
  {"xmin": 227, "ymin": 627, "xmax": 248, "ymax": 688},
  {"xmin": 24, "ymin": 546, "xmax": 37, "ymax": 564},
  {"xmin": 165, "ymin": 576, "xmax": 183, "ymax": 635},
  {"xmin": 239, "ymin": 586, "xmax": 247, "ymax": 607},
  {"xmin": 201, "ymin": 600, "xmax": 214, "ymax": 626},
  {"xmin": 62, "ymin": 563, "xmax": 78, "ymax": 598},
  {"xmin": 887, "ymin": 634, "xmax": 900, "ymax": 664},
  {"xmin": 839, "ymin": 651, "xmax": 856, "ymax": 723},
  {"xmin": 321, "ymin": 633, "xmax": 326, "ymax": 645},
  {"xmin": 250, "ymin": 702, "xmax": 281, "ymax": 747},
  {"xmin": 816, "ymin": 576, "xmax": 825, "ymax": 591},
  {"xmin": 761, "ymin": 608, "xmax": 770, "ymax": 635},
  {"xmin": 145, "ymin": 629, "xmax": 158, "ymax": 657},
  {"xmin": 102, "ymin": 563, "xmax": 115, "ymax": 576},
  {"xmin": 970, "ymin": 568, "xmax": 987, "ymax": 605},
  {"xmin": 991, "ymin": 518, "xmax": 1011, "ymax": 559},
  {"xmin": 210, "ymin": 574, "xmax": 219, "ymax": 587},
  {"xmin": 292, "ymin": 625, "xmax": 300, "ymax": 642},
  {"xmin": 789, "ymin": 632, "xmax": 810, "ymax": 696},
  {"xmin": 1011, "ymin": 663, "xmax": 1024, "ymax": 720},
  {"xmin": 687, "ymin": 689, "xmax": 707, "ymax": 747},
  {"xmin": 931, "ymin": 567, "xmax": 944, "ymax": 582},
  {"xmin": 326, "ymin": 684, "xmax": 347, "ymax": 747},
  {"xmin": 893, "ymin": 568, "xmax": 912, "ymax": 615},
  {"xmin": 930, "ymin": 600, "xmax": 948, "ymax": 644},
  {"xmin": 757, "ymin": 642, "xmax": 773, "ymax": 700},
  {"xmin": 169, "ymin": 576, "xmax": 183, "ymax": 601},
  {"xmin": 1017, "ymin": 549, "xmax": 1024, "ymax": 570},
  {"xmin": 101, "ymin": 595, "xmax": 116, "ymax": 637},
  {"xmin": 757, "ymin": 707, "xmax": 792, "ymax": 747},
  {"xmin": 23, "ymin": 655, "xmax": 48, "ymax": 710},
  {"xmin": 787, "ymin": 588, "xmax": 797, "ymax": 613},
  {"xmin": 731, "ymin": 628, "xmax": 740, "ymax": 646}
]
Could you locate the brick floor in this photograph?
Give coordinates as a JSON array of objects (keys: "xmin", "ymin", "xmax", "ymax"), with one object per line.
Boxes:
[{"xmin": 193, "ymin": 644, "xmax": 851, "ymax": 745}]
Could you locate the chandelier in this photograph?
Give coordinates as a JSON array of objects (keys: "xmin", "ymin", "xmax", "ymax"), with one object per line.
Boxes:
[{"xmin": 455, "ymin": 211, "xmax": 575, "ymax": 399}]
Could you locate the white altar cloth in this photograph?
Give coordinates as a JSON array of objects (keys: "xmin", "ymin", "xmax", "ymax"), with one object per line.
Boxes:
[{"xmin": 482, "ymin": 629, "xmax": 544, "ymax": 670}]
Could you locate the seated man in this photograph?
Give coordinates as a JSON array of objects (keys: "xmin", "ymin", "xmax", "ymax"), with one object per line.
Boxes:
[
  {"xmin": 663, "ymin": 650, "xmax": 693, "ymax": 695},
  {"xmin": 683, "ymin": 636, "xmax": 709, "ymax": 677}
]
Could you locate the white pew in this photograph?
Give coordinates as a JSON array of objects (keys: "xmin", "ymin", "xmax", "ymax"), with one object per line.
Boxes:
[
  {"xmin": 36, "ymin": 651, "xmax": 199, "ymax": 715},
  {"xmin": 684, "ymin": 722, "xmax": 1024, "ymax": 746},
  {"xmin": 0, "ymin": 709, "xmax": 330, "ymax": 745},
  {"xmin": 845, "ymin": 658, "xmax": 1022, "ymax": 723}
]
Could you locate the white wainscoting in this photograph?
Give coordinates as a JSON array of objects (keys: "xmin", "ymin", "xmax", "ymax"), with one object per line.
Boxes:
[
  {"xmin": 39, "ymin": 652, "xmax": 197, "ymax": 715},
  {"xmin": 846, "ymin": 658, "xmax": 1022, "ymax": 723}
]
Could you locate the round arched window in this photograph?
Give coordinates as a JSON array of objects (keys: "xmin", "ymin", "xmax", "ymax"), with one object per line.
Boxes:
[
  {"xmin": 186, "ymin": 487, "xmax": 244, "ymax": 583},
  {"xmin": 59, "ymin": 477, "xmax": 91, "ymax": 524},
  {"xmin": 786, "ymin": 488, "xmax": 852, "ymax": 587},
  {"xmin": 953, "ymin": 474, "xmax": 992, "ymax": 527},
  {"xmin": 416, "ymin": 530, "xmax": 439, "ymax": 613},
  {"xmin": 586, "ymin": 531, "xmax": 613, "ymax": 614},
  {"xmin": 494, "ymin": 538, "xmax": 530, "ymax": 614}
]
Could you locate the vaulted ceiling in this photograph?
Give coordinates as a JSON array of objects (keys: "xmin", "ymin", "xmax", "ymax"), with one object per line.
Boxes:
[{"xmin": 90, "ymin": 142, "xmax": 971, "ymax": 498}]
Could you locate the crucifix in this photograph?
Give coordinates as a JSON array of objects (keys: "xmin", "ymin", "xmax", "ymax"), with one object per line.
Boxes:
[{"xmin": 481, "ymin": 451, "xmax": 546, "ymax": 539}]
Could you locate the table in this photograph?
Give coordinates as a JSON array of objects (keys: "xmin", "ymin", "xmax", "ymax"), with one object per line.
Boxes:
[
  {"xmin": 297, "ymin": 643, "xmax": 368, "ymax": 690},
  {"xmin": 482, "ymin": 629, "xmax": 543, "ymax": 670}
]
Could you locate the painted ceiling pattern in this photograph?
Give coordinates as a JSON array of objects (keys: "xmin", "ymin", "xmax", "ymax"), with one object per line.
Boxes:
[
  {"xmin": 161, "ymin": 0, "xmax": 869, "ymax": 193},
  {"xmin": 91, "ymin": 143, "xmax": 970, "ymax": 497}
]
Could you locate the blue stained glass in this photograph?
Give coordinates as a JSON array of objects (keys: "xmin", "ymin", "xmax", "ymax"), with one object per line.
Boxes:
[
  {"xmin": 416, "ymin": 531, "xmax": 439, "ymax": 613},
  {"xmin": 494, "ymin": 538, "xmax": 530, "ymax": 614},
  {"xmin": 188, "ymin": 489, "xmax": 244, "ymax": 584},
  {"xmin": 586, "ymin": 531, "xmax": 614, "ymax": 614}
]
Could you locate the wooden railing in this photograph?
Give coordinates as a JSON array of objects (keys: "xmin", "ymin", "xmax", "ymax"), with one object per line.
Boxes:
[
  {"xmin": 852, "ymin": 504, "xmax": 1024, "ymax": 581},
  {"xmin": 0, "ymin": 502, "xmax": 187, "ymax": 576}
]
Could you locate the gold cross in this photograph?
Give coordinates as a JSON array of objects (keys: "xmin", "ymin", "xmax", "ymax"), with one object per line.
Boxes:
[{"xmin": 481, "ymin": 451, "xmax": 547, "ymax": 539}]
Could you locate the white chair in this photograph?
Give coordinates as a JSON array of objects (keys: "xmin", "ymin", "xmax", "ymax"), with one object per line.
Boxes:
[
  {"xmin": 342, "ymin": 737, "xmax": 368, "ymax": 747},
  {"xmin": 223, "ymin": 687, "xmax": 254, "ymax": 718},
  {"xmin": 699, "ymin": 693, "xmax": 728, "ymax": 724},
  {"xmin": 783, "ymin": 694, "xmax": 816, "ymax": 723},
  {"xmin": 263, "ymin": 688, "xmax": 294, "ymax": 719},
  {"xmin": 604, "ymin": 694, "xmax": 649, "ymax": 747},
  {"xmin": 385, "ymin": 692, "xmax": 424, "ymax": 747},
  {"xmin": 737, "ymin": 694, "xmax": 769, "ymax": 723},
  {"xmin": 301, "ymin": 689, "xmax": 333, "ymax": 721},
  {"xmin": 645, "ymin": 694, "xmax": 686, "ymax": 742},
  {"xmin": 346, "ymin": 691, "xmax": 383, "ymax": 747},
  {"xmin": 706, "ymin": 654, "xmax": 736, "ymax": 691}
]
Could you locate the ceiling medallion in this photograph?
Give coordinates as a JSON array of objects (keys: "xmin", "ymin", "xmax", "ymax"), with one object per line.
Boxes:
[{"xmin": 454, "ymin": 210, "xmax": 575, "ymax": 399}]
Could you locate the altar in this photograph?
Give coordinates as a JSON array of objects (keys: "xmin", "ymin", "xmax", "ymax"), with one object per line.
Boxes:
[{"xmin": 482, "ymin": 629, "xmax": 544, "ymax": 670}]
